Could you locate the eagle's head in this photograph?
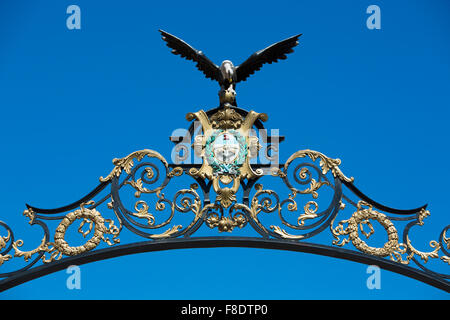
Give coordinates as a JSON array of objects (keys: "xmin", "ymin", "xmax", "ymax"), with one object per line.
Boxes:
[{"xmin": 220, "ymin": 60, "xmax": 235, "ymax": 83}]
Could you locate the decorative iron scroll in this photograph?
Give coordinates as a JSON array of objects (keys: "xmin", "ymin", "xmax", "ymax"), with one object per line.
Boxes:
[{"xmin": 0, "ymin": 103, "xmax": 448, "ymax": 293}]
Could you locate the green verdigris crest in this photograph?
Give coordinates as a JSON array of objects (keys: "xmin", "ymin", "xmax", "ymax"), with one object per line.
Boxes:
[{"xmin": 205, "ymin": 129, "xmax": 247, "ymax": 176}]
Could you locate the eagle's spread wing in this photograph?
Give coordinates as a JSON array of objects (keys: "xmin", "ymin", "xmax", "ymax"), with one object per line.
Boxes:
[
  {"xmin": 235, "ymin": 34, "xmax": 302, "ymax": 83},
  {"xmin": 159, "ymin": 30, "xmax": 221, "ymax": 82}
]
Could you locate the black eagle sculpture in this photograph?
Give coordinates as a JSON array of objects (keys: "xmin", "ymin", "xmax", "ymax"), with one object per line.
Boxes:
[{"xmin": 159, "ymin": 29, "xmax": 302, "ymax": 106}]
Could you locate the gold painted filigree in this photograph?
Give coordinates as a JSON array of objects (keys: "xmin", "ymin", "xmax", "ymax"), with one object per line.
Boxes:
[
  {"xmin": 131, "ymin": 200, "xmax": 155, "ymax": 226},
  {"xmin": 100, "ymin": 149, "xmax": 168, "ymax": 183},
  {"xmin": 23, "ymin": 208, "xmax": 36, "ymax": 224},
  {"xmin": 271, "ymin": 162, "xmax": 332, "ymax": 201},
  {"xmin": 210, "ymin": 104, "xmax": 244, "ymax": 129},
  {"xmin": 206, "ymin": 214, "xmax": 246, "ymax": 233},
  {"xmin": 271, "ymin": 226, "xmax": 304, "ymax": 239},
  {"xmin": 442, "ymin": 230, "xmax": 450, "ymax": 264},
  {"xmin": 129, "ymin": 183, "xmax": 203, "ymax": 238},
  {"xmin": 249, "ymin": 184, "xmax": 277, "ymax": 235},
  {"xmin": 12, "ymin": 201, "xmax": 121, "ymax": 264},
  {"xmin": 0, "ymin": 254, "xmax": 12, "ymax": 267},
  {"xmin": 252, "ymin": 176, "xmax": 330, "ymax": 239},
  {"xmin": 302, "ymin": 179, "xmax": 329, "ymax": 199},
  {"xmin": 250, "ymin": 184, "xmax": 309, "ymax": 239},
  {"xmin": 101, "ymin": 151, "xmax": 181, "ymax": 198},
  {"xmin": 405, "ymin": 235, "xmax": 440, "ymax": 263},
  {"xmin": 330, "ymin": 202, "xmax": 448, "ymax": 266},
  {"xmin": 269, "ymin": 200, "xmax": 318, "ymax": 240},
  {"xmin": 443, "ymin": 230, "xmax": 449, "ymax": 250},
  {"xmin": 297, "ymin": 201, "xmax": 319, "ymax": 226},
  {"xmin": 284, "ymin": 150, "xmax": 354, "ymax": 183},
  {"xmin": 296, "ymin": 167, "xmax": 330, "ymax": 198},
  {"xmin": 53, "ymin": 201, "xmax": 120, "ymax": 257},
  {"xmin": 125, "ymin": 178, "xmax": 151, "ymax": 198},
  {"xmin": 168, "ymin": 167, "xmax": 184, "ymax": 178},
  {"xmin": 12, "ymin": 236, "xmax": 52, "ymax": 262},
  {"xmin": 401, "ymin": 209, "xmax": 443, "ymax": 264},
  {"xmin": 150, "ymin": 225, "xmax": 182, "ymax": 239},
  {"xmin": 331, "ymin": 201, "xmax": 406, "ymax": 261},
  {"xmin": 0, "ymin": 230, "xmax": 12, "ymax": 266},
  {"xmin": 159, "ymin": 183, "xmax": 203, "ymax": 237}
]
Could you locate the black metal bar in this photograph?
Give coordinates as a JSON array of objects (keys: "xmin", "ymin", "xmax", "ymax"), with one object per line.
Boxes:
[
  {"xmin": 0, "ymin": 237, "xmax": 448, "ymax": 293},
  {"xmin": 342, "ymin": 180, "xmax": 427, "ymax": 215},
  {"xmin": 26, "ymin": 181, "xmax": 111, "ymax": 214}
]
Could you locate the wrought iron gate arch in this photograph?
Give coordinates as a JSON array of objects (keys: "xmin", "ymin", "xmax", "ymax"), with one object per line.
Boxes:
[
  {"xmin": 0, "ymin": 30, "xmax": 449, "ymax": 295},
  {"xmin": 0, "ymin": 103, "xmax": 448, "ymax": 293}
]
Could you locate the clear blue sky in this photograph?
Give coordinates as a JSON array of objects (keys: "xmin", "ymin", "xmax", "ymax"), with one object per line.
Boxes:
[{"xmin": 0, "ymin": 0, "xmax": 449, "ymax": 299}]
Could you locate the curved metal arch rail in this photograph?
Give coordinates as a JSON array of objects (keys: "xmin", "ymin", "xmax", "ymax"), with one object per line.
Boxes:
[{"xmin": 1, "ymin": 237, "xmax": 448, "ymax": 292}]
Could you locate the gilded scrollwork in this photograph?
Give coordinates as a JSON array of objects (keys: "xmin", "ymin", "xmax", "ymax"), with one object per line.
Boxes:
[
  {"xmin": 205, "ymin": 211, "xmax": 246, "ymax": 233},
  {"xmin": 405, "ymin": 235, "xmax": 440, "ymax": 264},
  {"xmin": 53, "ymin": 201, "xmax": 120, "ymax": 256},
  {"xmin": 330, "ymin": 201, "xmax": 448, "ymax": 267},
  {"xmin": 0, "ymin": 105, "xmax": 448, "ymax": 292},
  {"xmin": 9, "ymin": 201, "xmax": 121, "ymax": 265},
  {"xmin": 300, "ymin": 178, "xmax": 329, "ymax": 199},
  {"xmin": 0, "ymin": 255, "xmax": 12, "ymax": 267},
  {"xmin": 23, "ymin": 208, "xmax": 36, "ymax": 224},
  {"xmin": 331, "ymin": 201, "xmax": 406, "ymax": 260},
  {"xmin": 125, "ymin": 178, "xmax": 151, "ymax": 198},
  {"xmin": 271, "ymin": 226, "xmax": 304, "ymax": 240},
  {"xmin": 149, "ymin": 225, "xmax": 182, "ymax": 239},
  {"xmin": 269, "ymin": 199, "xmax": 319, "ymax": 240},
  {"xmin": 100, "ymin": 149, "xmax": 169, "ymax": 183},
  {"xmin": 297, "ymin": 201, "xmax": 319, "ymax": 226},
  {"xmin": 272, "ymin": 158, "xmax": 331, "ymax": 200},
  {"xmin": 115, "ymin": 179, "xmax": 204, "ymax": 239},
  {"xmin": 130, "ymin": 200, "xmax": 156, "ymax": 226},
  {"xmin": 168, "ymin": 166, "xmax": 184, "ymax": 178},
  {"xmin": 259, "ymin": 153, "xmax": 345, "ymax": 240},
  {"xmin": 210, "ymin": 104, "xmax": 244, "ymax": 129},
  {"xmin": 443, "ymin": 230, "xmax": 449, "ymax": 250},
  {"xmin": 0, "ymin": 230, "xmax": 12, "ymax": 266},
  {"xmin": 283, "ymin": 150, "xmax": 354, "ymax": 183},
  {"xmin": 12, "ymin": 236, "xmax": 55, "ymax": 263},
  {"xmin": 442, "ymin": 230, "xmax": 450, "ymax": 264},
  {"xmin": 247, "ymin": 181, "xmax": 336, "ymax": 240}
]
